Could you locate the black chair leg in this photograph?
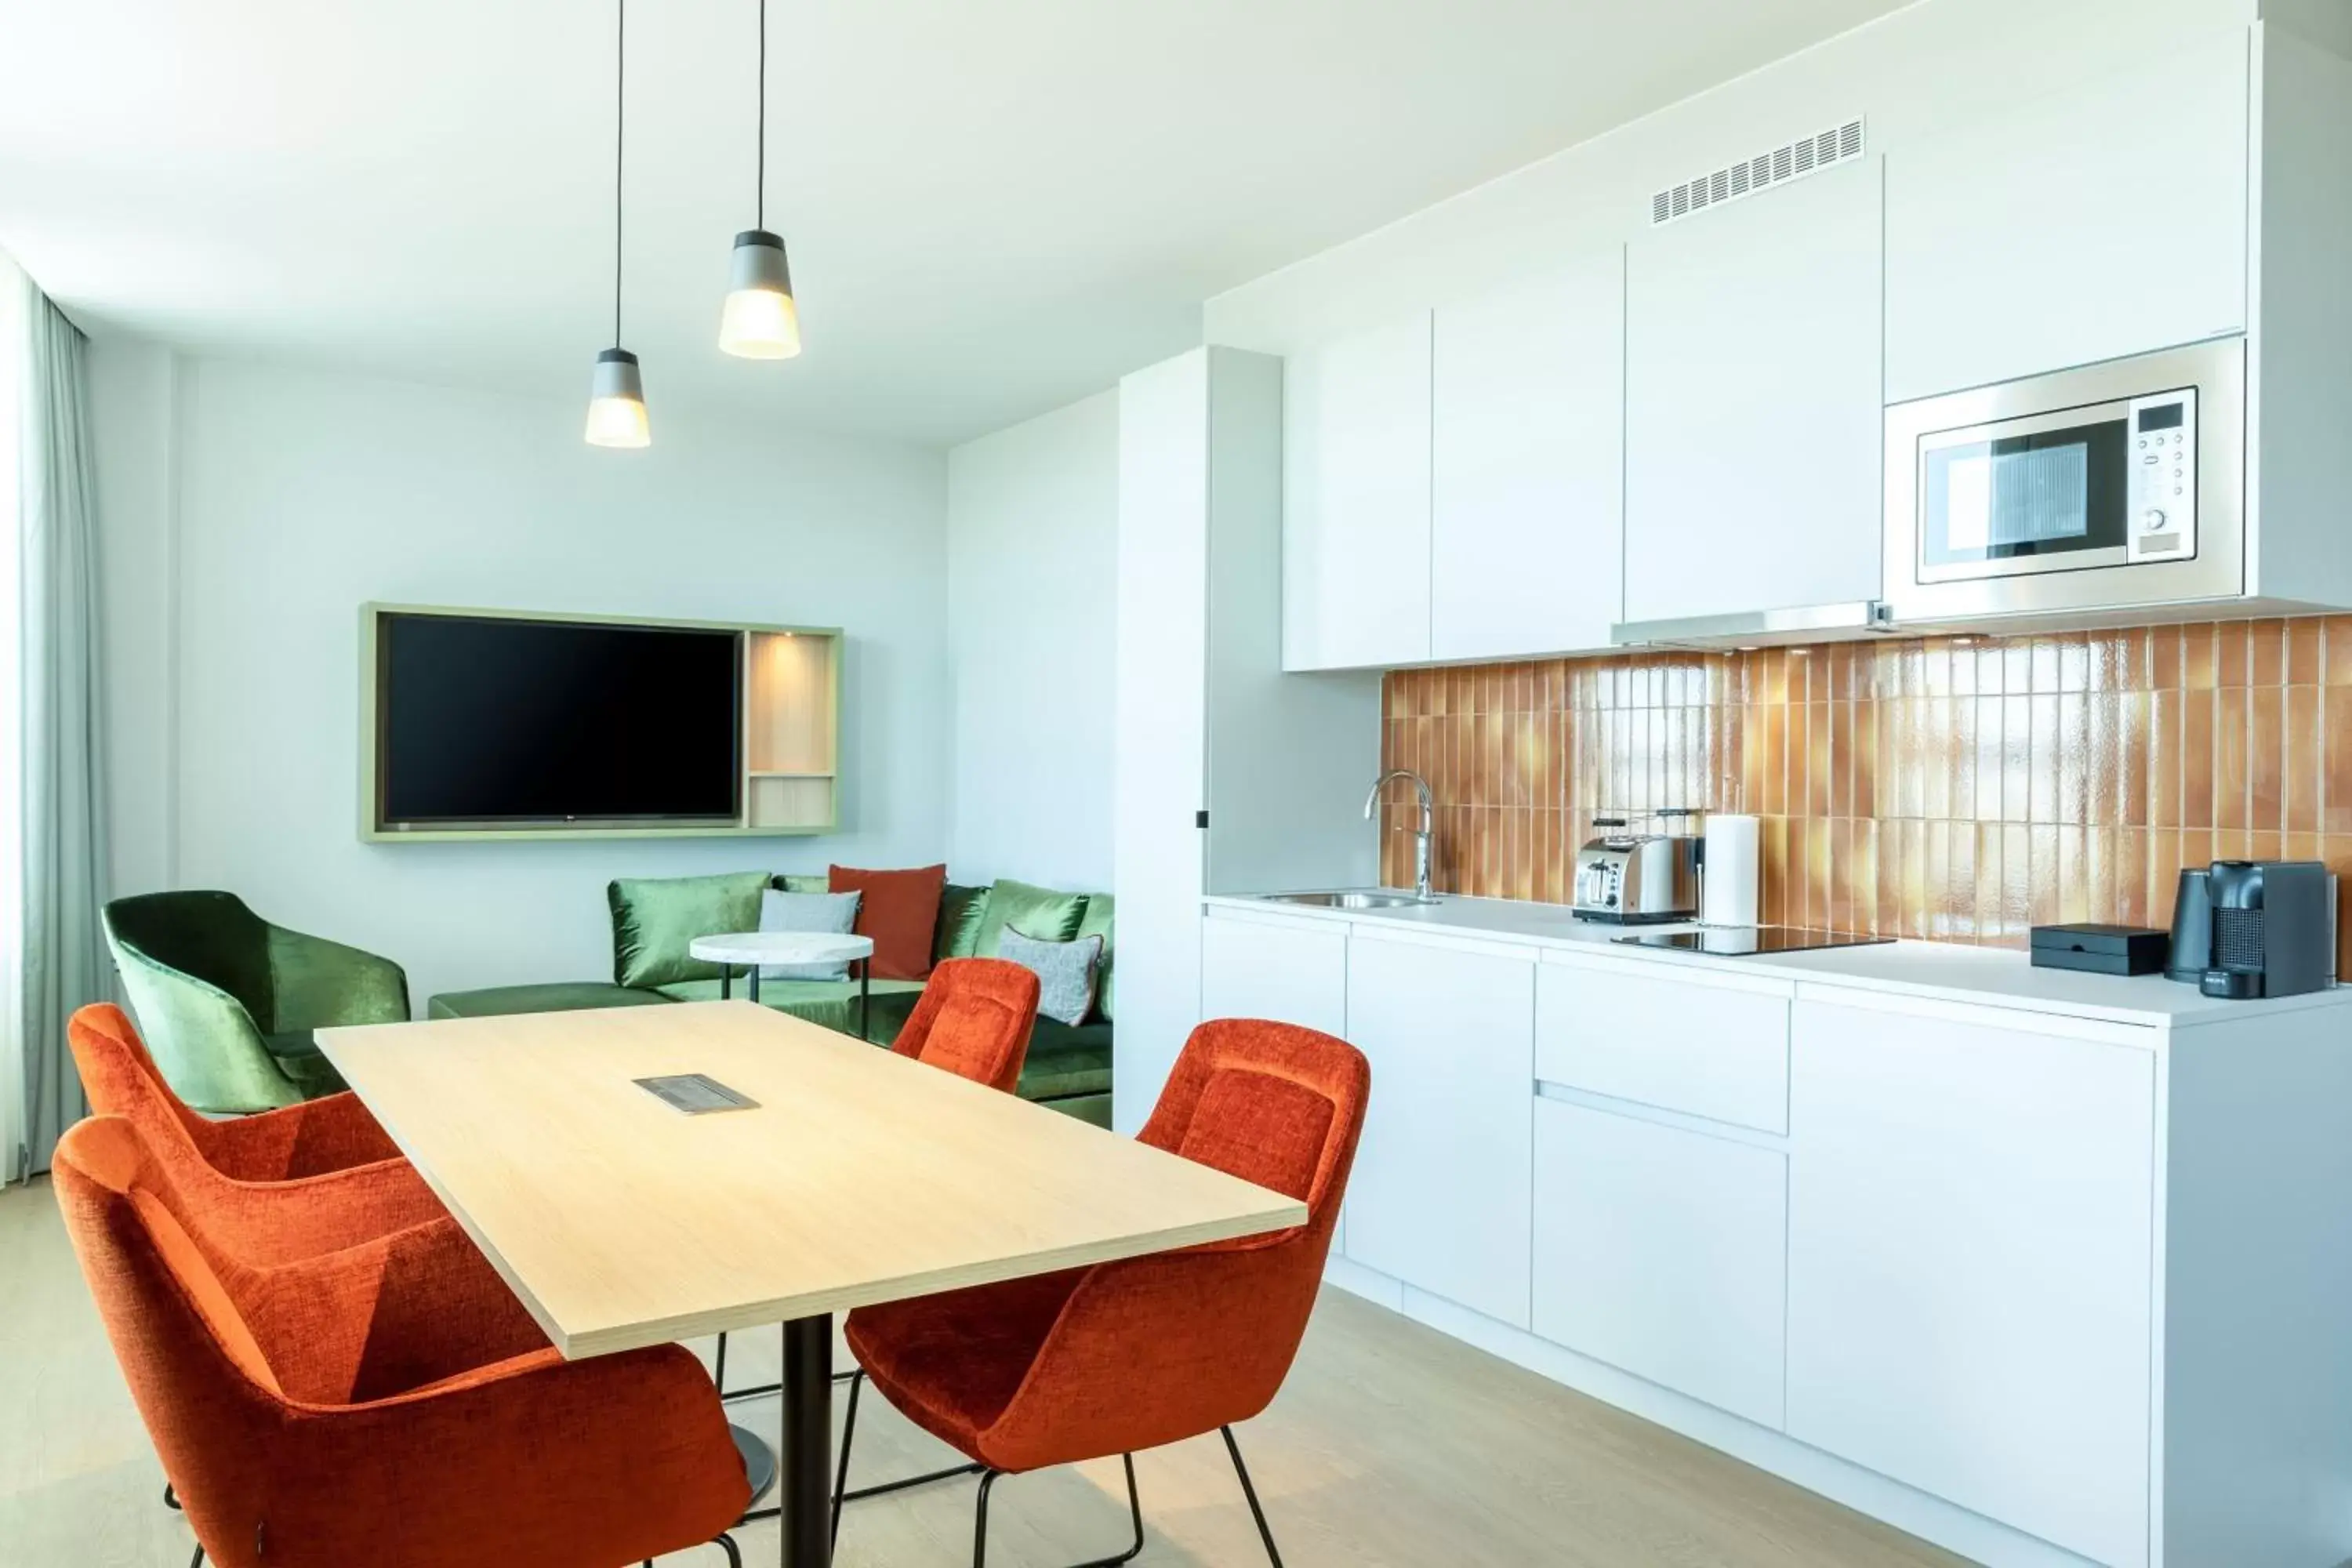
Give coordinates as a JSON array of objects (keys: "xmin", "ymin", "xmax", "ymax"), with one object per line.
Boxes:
[
  {"xmin": 829, "ymin": 1368, "xmax": 984, "ymax": 1512},
  {"xmin": 715, "ymin": 1533, "xmax": 743, "ymax": 1566},
  {"xmin": 829, "ymin": 1363, "xmax": 862, "ymax": 1549},
  {"xmin": 713, "ymin": 1330, "xmax": 728, "ymax": 1396},
  {"xmin": 190, "ymin": 1548, "xmax": 204, "ymax": 1568},
  {"xmin": 1222, "ymin": 1425, "xmax": 1285, "ymax": 1567},
  {"xmin": 164, "ymin": 1481, "xmax": 180, "ymax": 1510},
  {"xmin": 971, "ymin": 1454, "xmax": 1142, "ymax": 1568},
  {"xmin": 973, "ymin": 1468, "xmax": 999, "ymax": 1568}
]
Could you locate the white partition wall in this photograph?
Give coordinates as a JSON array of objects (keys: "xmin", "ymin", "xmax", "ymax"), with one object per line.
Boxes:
[{"xmin": 1113, "ymin": 347, "xmax": 1379, "ymax": 1130}]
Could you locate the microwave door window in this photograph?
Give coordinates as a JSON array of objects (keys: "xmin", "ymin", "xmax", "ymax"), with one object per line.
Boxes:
[{"xmin": 1922, "ymin": 420, "xmax": 2127, "ymax": 569}]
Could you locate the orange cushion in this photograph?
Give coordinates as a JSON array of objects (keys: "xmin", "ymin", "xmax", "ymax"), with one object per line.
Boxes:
[
  {"xmin": 829, "ymin": 864, "xmax": 947, "ymax": 980},
  {"xmin": 1177, "ymin": 1069, "xmax": 1334, "ymax": 1200}
]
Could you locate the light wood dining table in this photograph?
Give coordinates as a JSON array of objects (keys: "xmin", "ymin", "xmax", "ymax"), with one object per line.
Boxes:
[{"xmin": 318, "ymin": 999, "xmax": 1306, "ymax": 1567}]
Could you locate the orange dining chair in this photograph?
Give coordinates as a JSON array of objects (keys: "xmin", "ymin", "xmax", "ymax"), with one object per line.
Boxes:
[
  {"xmin": 829, "ymin": 1017, "xmax": 1370, "ymax": 1567},
  {"xmin": 54, "ymin": 1113, "xmax": 764, "ymax": 1568},
  {"xmin": 68, "ymin": 1003, "xmax": 444, "ymax": 1265},
  {"xmin": 715, "ymin": 957, "xmax": 1043, "ymax": 1410},
  {"xmin": 71, "ymin": 1001, "xmax": 404, "ymax": 1178},
  {"xmin": 887, "ymin": 956, "xmax": 1044, "ymax": 1093},
  {"xmin": 71, "ymin": 1001, "xmax": 448, "ymax": 1517}
]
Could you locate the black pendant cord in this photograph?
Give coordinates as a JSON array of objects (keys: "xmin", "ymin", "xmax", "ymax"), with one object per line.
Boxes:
[
  {"xmin": 612, "ymin": 0, "xmax": 626, "ymax": 348},
  {"xmin": 755, "ymin": 0, "xmax": 766, "ymax": 230}
]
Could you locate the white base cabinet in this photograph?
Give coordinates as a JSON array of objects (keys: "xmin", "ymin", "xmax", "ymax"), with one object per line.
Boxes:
[
  {"xmin": 1206, "ymin": 897, "xmax": 2352, "ymax": 1567},
  {"xmin": 1532, "ymin": 1096, "xmax": 1787, "ymax": 1429},
  {"xmin": 1784, "ymin": 998, "xmax": 2156, "ymax": 1568},
  {"xmin": 1342, "ymin": 933, "xmax": 1534, "ymax": 1328},
  {"xmin": 1198, "ymin": 912, "xmax": 1348, "ymax": 1037}
]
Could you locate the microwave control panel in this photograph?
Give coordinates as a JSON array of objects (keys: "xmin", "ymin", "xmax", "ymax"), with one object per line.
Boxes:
[{"xmin": 2125, "ymin": 388, "xmax": 2196, "ymax": 563}]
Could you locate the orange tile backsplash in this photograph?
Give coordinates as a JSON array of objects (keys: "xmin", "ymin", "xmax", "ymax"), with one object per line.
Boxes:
[{"xmin": 1378, "ymin": 618, "xmax": 2352, "ymax": 973}]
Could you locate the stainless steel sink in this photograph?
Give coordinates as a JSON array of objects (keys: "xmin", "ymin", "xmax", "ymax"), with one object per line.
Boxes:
[{"xmin": 1259, "ymin": 891, "xmax": 1439, "ymax": 910}]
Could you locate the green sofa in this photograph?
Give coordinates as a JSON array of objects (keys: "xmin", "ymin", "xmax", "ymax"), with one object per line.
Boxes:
[{"xmin": 427, "ymin": 875, "xmax": 1114, "ymax": 1127}]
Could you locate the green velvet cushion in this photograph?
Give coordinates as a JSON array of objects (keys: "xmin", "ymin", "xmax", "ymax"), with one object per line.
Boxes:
[
  {"xmin": 1073, "ymin": 892, "xmax": 1114, "ymax": 1022},
  {"xmin": 975, "ymin": 879, "xmax": 1087, "ymax": 956},
  {"xmin": 427, "ymin": 982, "xmax": 675, "ymax": 1020},
  {"xmin": 608, "ymin": 872, "xmax": 770, "ymax": 989},
  {"xmin": 935, "ymin": 883, "xmax": 991, "ymax": 964}
]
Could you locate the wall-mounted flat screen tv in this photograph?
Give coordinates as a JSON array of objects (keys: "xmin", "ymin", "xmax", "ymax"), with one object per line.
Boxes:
[{"xmin": 374, "ymin": 611, "xmax": 742, "ymax": 827}]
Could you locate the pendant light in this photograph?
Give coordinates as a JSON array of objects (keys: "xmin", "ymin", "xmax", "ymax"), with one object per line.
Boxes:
[
  {"xmin": 585, "ymin": 0, "xmax": 650, "ymax": 447},
  {"xmin": 717, "ymin": 0, "xmax": 802, "ymax": 359}
]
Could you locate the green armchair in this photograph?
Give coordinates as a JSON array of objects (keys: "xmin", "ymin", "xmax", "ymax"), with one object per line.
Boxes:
[{"xmin": 101, "ymin": 891, "xmax": 411, "ymax": 1114}]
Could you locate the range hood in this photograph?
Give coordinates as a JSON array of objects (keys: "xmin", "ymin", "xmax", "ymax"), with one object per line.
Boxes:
[{"xmin": 1610, "ymin": 600, "xmax": 1898, "ymax": 650}]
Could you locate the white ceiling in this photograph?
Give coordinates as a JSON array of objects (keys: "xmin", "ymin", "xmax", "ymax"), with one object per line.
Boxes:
[{"xmin": 0, "ymin": 0, "xmax": 1911, "ymax": 448}]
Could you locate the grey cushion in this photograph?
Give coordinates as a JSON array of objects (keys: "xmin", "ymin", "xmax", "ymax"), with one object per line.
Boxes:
[
  {"xmin": 1000, "ymin": 925, "xmax": 1104, "ymax": 1027},
  {"xmin": 759, "ymin": 888, "xmax": 861, "ymax": 980}
]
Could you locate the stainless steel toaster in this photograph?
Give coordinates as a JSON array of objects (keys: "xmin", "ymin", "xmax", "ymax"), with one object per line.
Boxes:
[{"xmin": 1572, "ymin": 815, "xmax": 1701, "ymax": 924}]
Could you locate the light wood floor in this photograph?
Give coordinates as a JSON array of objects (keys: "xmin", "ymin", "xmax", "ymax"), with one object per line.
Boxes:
[{"xmin": 0, "ymin": 1178, "xmax": 1971, "ymax": 1567}]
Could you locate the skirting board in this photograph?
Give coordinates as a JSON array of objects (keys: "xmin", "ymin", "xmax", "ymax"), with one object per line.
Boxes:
[{"xmin": 1321, "ymin": 1254, "xmax": 2103, "ymax": 1568}]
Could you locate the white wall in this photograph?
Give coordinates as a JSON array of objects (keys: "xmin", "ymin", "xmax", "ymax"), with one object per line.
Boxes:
[
  {"xmin": 944, "ymin": 390, "xmax": 1118, "ymax": 891},
  {"xmin": 87, "ymin": 342, "xmax": 950, "ymax": 1007}
]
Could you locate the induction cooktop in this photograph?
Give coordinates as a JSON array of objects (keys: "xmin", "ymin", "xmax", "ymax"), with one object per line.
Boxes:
[{"xmin": 1611, "ymin": 926, "xmax": 1894, "ymax": 957}]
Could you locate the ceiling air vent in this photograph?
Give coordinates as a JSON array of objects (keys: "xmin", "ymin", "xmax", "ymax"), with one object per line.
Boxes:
[{"xmin": 1650, "ymin": 118, "xmax": 1866, "ymax": 227}]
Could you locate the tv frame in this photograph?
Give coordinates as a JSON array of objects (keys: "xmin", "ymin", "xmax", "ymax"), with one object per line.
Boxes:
[{"xmin": 359, "ymin": 603, "xmax": 841, "ymax": 843}]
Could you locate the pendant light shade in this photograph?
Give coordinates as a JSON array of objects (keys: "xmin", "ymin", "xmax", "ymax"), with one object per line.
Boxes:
[
  {"xmin": 720, "ymin": 0, "xmax": 801, "ymax": 359},
  {"xmin": 584, "ymin": 347, "xmax": 650, "ymax": 448},
  {"xmin": 720, "ymin": 230, "xmax": 801, "ymax": 358},
  {"xmin": 586, "ymin": 0, "xmax": 648, "ymax": 448}
]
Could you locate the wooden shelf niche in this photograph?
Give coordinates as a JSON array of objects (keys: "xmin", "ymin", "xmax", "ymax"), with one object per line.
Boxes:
[{"xmin": 745, "ymin": 629, "xmax": 840, "ymax": 833}]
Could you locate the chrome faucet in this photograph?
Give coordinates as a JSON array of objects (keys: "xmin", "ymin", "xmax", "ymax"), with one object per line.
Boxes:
[{"xmin": 1363, "ymin": 769, "xmax": 1436, "ymax": 901}]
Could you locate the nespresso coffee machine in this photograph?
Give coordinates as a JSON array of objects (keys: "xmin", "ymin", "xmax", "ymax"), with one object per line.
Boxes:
[{"xmin": 2168, "ymin": 861, "xmax": 2336, "ymax": 999}]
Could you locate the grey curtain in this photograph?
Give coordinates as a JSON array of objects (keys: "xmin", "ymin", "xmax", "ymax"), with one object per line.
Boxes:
[{"xmin": 15, "ymin": 278, "xmax": 109, "ymax": 1179}]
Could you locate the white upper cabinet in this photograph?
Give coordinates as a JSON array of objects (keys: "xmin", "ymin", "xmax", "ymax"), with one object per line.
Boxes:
[
  {"xmin": 1886, "ymin": 31, "xmax": 2250, "ymax": 404},
  {"xmin": 1282, "ymin": 312, "xmax": 1433, "ymax": 670},
  {"xmin": 1624, "ymin": 158, "xmax": 1884, "ymax": 626},
  {"xmin": 1430, "ymin": 252, "xmax": 1624, "ymax": 660}
]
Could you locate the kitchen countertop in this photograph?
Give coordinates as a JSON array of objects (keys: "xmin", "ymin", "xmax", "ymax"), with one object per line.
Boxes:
[{"xmin": 1202, "ymin": 891, "xmax": 2352, "ymax": 1031}]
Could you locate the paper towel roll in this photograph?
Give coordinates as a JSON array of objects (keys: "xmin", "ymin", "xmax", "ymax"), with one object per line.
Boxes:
[{"xmin": 1702, "ymin": 814, "xmax": 1760, "ymax": 927}]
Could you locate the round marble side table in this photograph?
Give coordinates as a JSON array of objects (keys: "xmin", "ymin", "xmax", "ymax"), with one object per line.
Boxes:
[{"xmin": 688, "ymin": 931, "xmax": 877, "ymax": 1039}]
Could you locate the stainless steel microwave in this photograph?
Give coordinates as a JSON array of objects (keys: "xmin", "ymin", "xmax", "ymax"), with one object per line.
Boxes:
[{"xmin": 1882, "ymin": 338, "xmax": 2244, "ymax": 622}]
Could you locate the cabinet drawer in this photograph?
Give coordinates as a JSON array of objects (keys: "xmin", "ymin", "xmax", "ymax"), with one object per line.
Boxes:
[
  {"xmin": 1536, "ymin": 961, "xmax": 1789, "ymax": 1134},
  {"xmin": 1533, "ymin": 1097, "xmax": 1788, "ymax": 1428}
]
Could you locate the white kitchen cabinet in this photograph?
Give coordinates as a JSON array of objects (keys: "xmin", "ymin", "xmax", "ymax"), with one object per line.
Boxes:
[
  {"xmin": 1532, "ymin": 1097, "xmax": 1787, "ymax": 1428},
  {"xmin": 1430, "ymin": 253, "xmax": 1623, "ymax": 659},
  {"xmin": 1200, "ymin": 912, "xmax": 1347, "ymax": 1036},
  {"xmin": 1886, "ymin": 31, "xmax": 2249, "ymax": 404},
  {"xmin": 1534, "ymin": 956, "xmax": 1789, "ymax": 1134},
  {"xmin": 1282, "ymin": 313, "xmax": 1433, "ymax": 670},
  {"xmin": 1623, "ymin": 158, "xmax": 1882, "ymax": 627},
  {"xmin": 1343, "ymin": 933, "xmax": 1534, "ymax": 1327},
  {"xmin": 1784, "ymin": 997, "xmax": 2155, "ymax": 1568}
]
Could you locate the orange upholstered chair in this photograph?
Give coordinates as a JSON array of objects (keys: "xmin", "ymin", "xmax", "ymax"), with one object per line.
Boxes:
[
  {"xmin": 54, "ymin": 1114, "xmax": 759, "ymax": 1568},
  {"xmin": 67, "ymin": 1003, "xmax": 443, "ymax": 1265},
  {"xmin": 717, "ymin": 957, "xmax": 1043, "ymax": 1405},
  {"xmin": 831, "ymin": 1017, "xmax": 1370, "ymax": 1566},
  {"xmin": 887, "ymin": 956, "xmax": 1041, "ymax": 1093}
]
